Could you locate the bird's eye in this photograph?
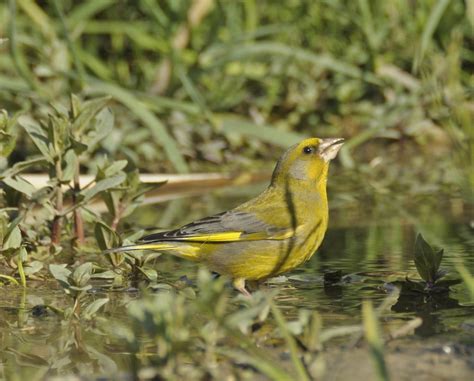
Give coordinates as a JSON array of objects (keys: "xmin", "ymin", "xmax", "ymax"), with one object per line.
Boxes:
[{"xmin": 303, "ymin": 146, "xmax": 314, "ymax": 155}]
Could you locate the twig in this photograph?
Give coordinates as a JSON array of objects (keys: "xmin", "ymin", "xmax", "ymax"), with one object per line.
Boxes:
[{"xmin": 73, "ymin": 160, "xmax": 85, "ymax": 245}]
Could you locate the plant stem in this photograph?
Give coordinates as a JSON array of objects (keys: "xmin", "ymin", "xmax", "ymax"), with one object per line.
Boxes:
[
  {"xmin": 111, "ymin": 202, "xmax": 124, "ymax": 230},
  {"xmin": 73, "ymin": 160, "xmax": 84, "ymax": 245},
  {"xmin": 51, "ymin": 159, "xmax": 63, "ymax": 246},
  {"xmin": 17, "ymin": 252, "xmax": 26, "ymax": 287}
]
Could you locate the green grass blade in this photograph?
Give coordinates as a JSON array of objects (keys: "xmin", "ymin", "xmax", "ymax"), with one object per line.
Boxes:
[
  {"xmin": 17, "ymin": 0, "xmax": 56, "ymax": 40},
  {"xmin": 0, "ymin": 274, "xmax": 20, "ymax": 285},
  {"xmin": 202, "ymin": 42, "xmax": 381, "ymax": 85},
  {"xmin": 8, "ymin": 0, "xmax": 41, "ymax": 92},
  {"xmin": 52, "ymin": 0, "xmax": 86, "ymax": 83},
  {"xmin": 87, "ymin": 81, "xmax": 188, "ymax": 173},
  {"xmin": 218, "ymin": 115, "xmax": 308, "ymax": 147},
  {"xmin": 413, "ymin": 0, "xmax": 452, "ymax": 72},
  {"xmin": 68, "ymin": 0, "xmax": 115, "ymax": 26},
  {"xmin": 270, "ymin": 302, "xmax": 310, "ymax": 381},
  {"xmin": 362, "ymin": 300, "xmax": 390, "ymax": 381}
]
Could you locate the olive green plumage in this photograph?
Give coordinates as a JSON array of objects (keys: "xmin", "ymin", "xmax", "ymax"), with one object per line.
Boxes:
[{"xmin": 106, "ymin": 137, "xmax": 344, "ymax": 295}]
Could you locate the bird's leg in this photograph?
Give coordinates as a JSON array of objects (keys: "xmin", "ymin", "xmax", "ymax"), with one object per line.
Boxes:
[{"xmin": 233, "ymin": 278, "xmax": 251, "ymax": 297}]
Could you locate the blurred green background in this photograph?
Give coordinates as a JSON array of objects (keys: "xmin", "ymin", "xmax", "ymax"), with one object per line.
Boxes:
[{"xmin": 0, "ymin": 0, "xmax": 472, "ymax": 199}]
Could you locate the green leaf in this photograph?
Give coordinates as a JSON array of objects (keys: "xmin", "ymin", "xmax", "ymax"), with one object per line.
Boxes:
[
  {"xmin": 0, "ymin": 130, "xmax": 16, "ymax": 157},
  {"xmin": 70, "ymin": 93, "xmax": 81, "ymax": 118},
  {"xmin": 19, "ymin": 117, "xmax": 54, "ymax": 163},
  {"xmin": 80, "ymin": 174, "xmax": 126, "ymax": 203},
  {"xmin": 102, "ymin": 160, "xmax": 128, "ymax": 178},
  {"xmin": 47, "ymin": 115, "xmax": 67, "ymax": 156},
  {"xmin": 414, "ymin": 233, "xmax": 433, "ymax": 282},
  {"xmin": 94, "ymin": 221, "xmax": 121, "ymax": 251},
  {"xmin": 91, "ymin": 270, "xmax": 118, "ymax": 280},
  {"xmin": 62, "ymin": 150, "xmax": 78, "ymax": 183},
  {"xmin": 82, "ymin": 298, "xmax": 109, "ymax": 319},
  {"xmin": 71, "ymin": 96, "xmax": 111, "ymax": 135},
  {"xmin": 87, "ymin": 107, "xmax": 114, "ymax": 149},
  {"xmin": 4, "ymin": 225, "xmax": 22, "ymax": 249},
  {"xmin": 137, "ymin": 267, "xmax": 158, "ymax": 282},
  {"xmin": 414, "ymin": 233, "xmax": 443, "ymax": 284},
  {"xmin": 24, "ymin": 260, "xmax": 44, "ymax": 276},
  {"xmin": 0, "ymin": 157, "xmax": 47, "ymax": 179},
  {"xmin": 71, "ymin": 262, "xmax": 93, "ymax": 288},
  {"xmin": 0, "ymin": 110, "xmax": 17, "ymax": 157},
  {"xmin": 0, "ymin": 212, "xmax": 7, "ymax": 244},
  {"xmin": 70, "ymin": 137, "xmax": 88, "ymax": 154},
  {"xmin": 49, "ymin": 264, "xmax": 71, "ymax": 289},
  {"xmin": 2, "ymin": 176, "xmax": 36, "ymax": 198}
]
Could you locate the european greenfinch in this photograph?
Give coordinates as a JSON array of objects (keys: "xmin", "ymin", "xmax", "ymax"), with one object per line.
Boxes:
[{"xmin": 106, "ymin": 137, "xmax": 344, "ymax": 295}]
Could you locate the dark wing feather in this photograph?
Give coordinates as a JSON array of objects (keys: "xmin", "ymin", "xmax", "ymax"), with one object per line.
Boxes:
[{"xmin": 139, "ymin": 210, "xmax": 292, "ymax": 243}]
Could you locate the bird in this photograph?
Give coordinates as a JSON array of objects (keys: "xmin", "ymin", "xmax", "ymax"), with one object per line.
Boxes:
[{"xmin": 105, "ymin": 137, "xmax": 344, "ymax": 295}]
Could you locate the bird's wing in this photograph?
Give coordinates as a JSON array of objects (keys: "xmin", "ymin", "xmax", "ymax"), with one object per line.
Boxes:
[{"xmin": 138, "ymin": 210, "xmax": 295, "ymax": 243}]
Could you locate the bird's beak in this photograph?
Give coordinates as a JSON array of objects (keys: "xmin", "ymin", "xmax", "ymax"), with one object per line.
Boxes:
[{"xmin": 319, "ymin": 138, "xmax": 345, "ymax": 162}]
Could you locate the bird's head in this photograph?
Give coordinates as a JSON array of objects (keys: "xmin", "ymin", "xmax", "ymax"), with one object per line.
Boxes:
[{"xmin": 271, "ymin": 137, "xmax": 344, "ymax": 186}]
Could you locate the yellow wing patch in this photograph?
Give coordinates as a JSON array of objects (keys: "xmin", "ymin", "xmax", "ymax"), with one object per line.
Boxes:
[
  {"xmin": 176, "ymin": 228, "xmax": 296, "ymax": 242},
  {"xmin": 177, "ymin": 231, "xmax": 244, "ymax": 242}
]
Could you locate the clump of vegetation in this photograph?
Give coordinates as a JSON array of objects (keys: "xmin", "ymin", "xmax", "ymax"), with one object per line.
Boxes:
[{"xmin": 391, "ymin": 234, "xmax": 461, "ymax": 297}]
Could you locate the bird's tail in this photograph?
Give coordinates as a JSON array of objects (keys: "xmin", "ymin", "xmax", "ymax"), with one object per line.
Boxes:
[{"xmin": 103, "ymin": 242, "xmax": 199, "ymax": 260}]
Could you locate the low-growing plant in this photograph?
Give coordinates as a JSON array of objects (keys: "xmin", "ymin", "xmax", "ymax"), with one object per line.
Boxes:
[
  {"xmin": 49, "ymin": 262, "xmax": 109, "ymax": 319},
  {"xmin": 394, "ymin": 233, "xmax": 459, "ymax": 296},
  {"xmin": 413, "ymin": 233, "xmax": 445, "ymax": 288},
  {"xmin": 107, "ymin": 268, "xmax": 352, "ymax": 380},
  {"xmin": 0, "ymin": 96, "xmax": 165, "ymax": 287}
]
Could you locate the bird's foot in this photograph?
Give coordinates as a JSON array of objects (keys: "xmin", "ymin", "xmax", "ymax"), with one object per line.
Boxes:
[{"xmin": 233, "ymin": 278, "xmax": 251, "ymax": 297}]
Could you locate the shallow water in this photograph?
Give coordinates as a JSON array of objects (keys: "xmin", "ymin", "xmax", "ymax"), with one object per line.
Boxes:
[{"xmin": 1, "ymin": 184, "xmax": 473, "ymax": 379}]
